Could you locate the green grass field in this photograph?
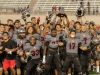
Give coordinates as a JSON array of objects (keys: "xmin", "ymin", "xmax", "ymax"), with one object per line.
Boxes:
[{"xmin": 90, "ymin": 70, "xmax": 99, "ymax": 75}]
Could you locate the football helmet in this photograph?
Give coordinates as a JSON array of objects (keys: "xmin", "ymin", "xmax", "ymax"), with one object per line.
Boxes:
[
  {"xmin": 92, "ymin": 38, "xmax": 100, "ymax": 45},
  {"xmin": 17, "ymin": 28, "xmax": 26, "ymax": 39},
  {"xmin": 36, "ymin": 62, "xmax": 45, "ymax": 74}
]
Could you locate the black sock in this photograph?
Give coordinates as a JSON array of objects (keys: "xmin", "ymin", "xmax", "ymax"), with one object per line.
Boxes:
[
  {"xmin": 86, "ymin": 71, "xmax": 89, "ymax": 75},
  {"xmin": 91, "ymin": 65, "xmax": 93, "ymax": 71}
]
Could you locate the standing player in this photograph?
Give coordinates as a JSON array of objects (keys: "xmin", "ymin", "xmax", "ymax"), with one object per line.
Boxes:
[
  {"xmin": 55, "ymin": 24, "xmax": 67, "ymax": 38},
  {"xmin": 24, "ymin": 36, "xmax": 42, "ymax": 75},
  {"xmin": 42, "ymin": 28, "xmax": 63, "ymax": 75},
  {"xmin": 91, "ymin": 31, "xmax": 100, "ymax": 74},
  {"xmin": 31, "ymin": 17, "xmax": 37, "ymax": 26},
  {"xmin": 7, "ymin": 19, "xmax": 13, "ymax": 25},
  {"xmin": 89, "ymin": 22, "xmax": 97, "ymax": 72},
  {"xmin": 1, "ymin": 32, "xmax": 17, "ymax": 75},
  {"xmin": 14, "ymin": 20, "xmax": 21, "ymax": 34},
  {"xmin": 79, "ymin": 25, "xmax": 91, "ymax": 75},
  {"xmin": 62, "ymin": 30, "xmax": 83, "ymax": 75},
  {"xmin": 13, "ymin": 28, "xmax": 27, "ymax": 75},
  {"xmin": 74, "ymin": 21, "xmax": 81, "ymax": 39}
]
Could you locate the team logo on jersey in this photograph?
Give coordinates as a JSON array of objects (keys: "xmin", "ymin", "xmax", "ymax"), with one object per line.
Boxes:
[
  {"xmin": 83, "ymin": 37, "xmax": 87, "ymax": 44},
  {"xmin": 83, "ymin": 34, "xmax": 87, "ymax": 44},
  {"xmin": 41, "ymin": 37, "xmax": 46, "ymax": 44}
]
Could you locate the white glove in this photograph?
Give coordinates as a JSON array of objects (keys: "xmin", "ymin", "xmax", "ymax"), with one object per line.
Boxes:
[
  {"xmin": 42, "ymin": 55, "xmax": 46, "ymax": 64},
  {"xmin": 26, "ymin": 52, "xmax": 30, "ymax": 56}
]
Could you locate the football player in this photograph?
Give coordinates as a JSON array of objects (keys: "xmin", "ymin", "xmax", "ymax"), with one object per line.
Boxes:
[
  {"xmin": 7, "ymin": 19, "xmax": 13, "ymax": 25},
  {"xmin": 13, "ymin": 28, "xmax": 27, "ymax": 75},
  {"xmin": 24, "ymin": 36, "xmax": 42, "ymax": 75},
  {"xmin": 62, "ymin": 30, "xmax": 83, "ymax": 75},
  {"xmin": 91, "ymin": 31, "xmax": 100, "ymax": 74},
  {"xmin": 55, "ymin": 24, "xmax": 67, "ymax": 38},
  {"xmin": 14, "ymin": 20, "xmax": 21, "ymax": 34},
  {"xmin": 31, "ymin": 17, "xmax": 37, "ymax": 26},
  {"xmin": 42, "ymin": 28, "xmax": 63, "ymax": 75},
  {"xmin": 79, "ymin": 25, "xmax": 91, "ymax": 75}
]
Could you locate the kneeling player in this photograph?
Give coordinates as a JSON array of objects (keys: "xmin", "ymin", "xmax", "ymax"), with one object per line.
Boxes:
[{"xmin": 62, "ymin": 30, "xmax": 83, "ymax": 75}]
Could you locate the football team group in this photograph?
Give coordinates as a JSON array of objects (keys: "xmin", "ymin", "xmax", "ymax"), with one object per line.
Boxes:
[{"xmin": 0, "ymin": 11, "xmax": 100, "ymax": 75}]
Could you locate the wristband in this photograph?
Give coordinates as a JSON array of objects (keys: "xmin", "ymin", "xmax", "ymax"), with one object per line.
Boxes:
[{"xmin": 43, "ymin": 55, "xmax": 46, "ymax": 59}]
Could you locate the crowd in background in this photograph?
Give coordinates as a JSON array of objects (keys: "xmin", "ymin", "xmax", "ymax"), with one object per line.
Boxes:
[{"xmin": 13, "ymin": 5, "xmax": 29, "ymax": 14}]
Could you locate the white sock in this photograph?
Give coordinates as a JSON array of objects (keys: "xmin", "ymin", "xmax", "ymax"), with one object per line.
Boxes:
[
  {"xmin": 68, "ymin": 74, "xmax": 71, "ymax": 75},
  {"xmin": 96, "ymin": 66, "xmax": 99, "ymax": 72},
  {"xmin": 89, "ymin": 64, "xmax": 91, "ymax": 69}
]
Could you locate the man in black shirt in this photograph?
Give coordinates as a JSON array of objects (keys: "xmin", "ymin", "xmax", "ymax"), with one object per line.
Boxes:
[{"xmin": 1, "ymin": 32, "xmax": 17, "ymax": 75}]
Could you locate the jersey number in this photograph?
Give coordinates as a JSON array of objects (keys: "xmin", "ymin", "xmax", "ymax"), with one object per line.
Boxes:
[
  {"xmin": 69, "ymin": 43, "xmax": 75, "ymax": 50},
  {"xmin": 52, "ymin": 40, "xmax": 58, "ymax": 44},
  {"xmin": 41, "ymin": 37, "xmax": 45, "ymax": 44},
  {"xmin": 83, "ymin": 37, "xmax": 87, "ymax": 44},
  {"xmin": 31, "ymin": 50, "xmax": 39, "ymax": 56},
  {"xmin": 18, "ymin": 44, "xmax": 24, "ymax": 50}
]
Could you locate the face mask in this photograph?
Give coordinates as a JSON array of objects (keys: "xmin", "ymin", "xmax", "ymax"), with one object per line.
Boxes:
[{"xmin": 71, "ymin": 35, "xmax": 75, "ymax": 38}]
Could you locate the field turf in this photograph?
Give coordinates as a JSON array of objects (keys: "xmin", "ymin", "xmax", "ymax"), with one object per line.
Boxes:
[{"xmin": 90, "ymin": 70, "xmax": 99, "ymax": 75}]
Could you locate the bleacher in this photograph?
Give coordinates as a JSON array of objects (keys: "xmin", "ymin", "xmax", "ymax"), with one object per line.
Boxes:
[
  {"xmin": 33, "ymin": 0, "xmax": 100, "ymax": 14},
  {"xmin": 0, "ymin": 0, "xmax": 31, "ymax": 9},
  {"xmin": 0, "ymin": 0, "xmax": 32, "ymax": 14},
  {"xmin": 0, "ymin": 0, "xmax": 100, "ymax": 14}
]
